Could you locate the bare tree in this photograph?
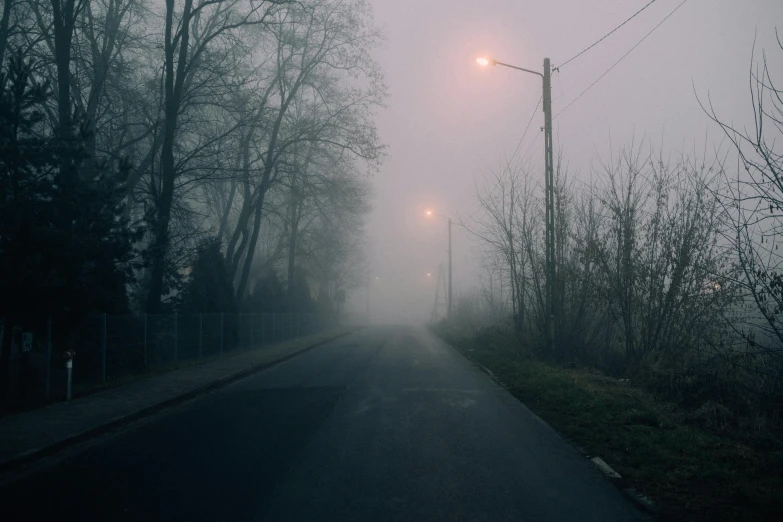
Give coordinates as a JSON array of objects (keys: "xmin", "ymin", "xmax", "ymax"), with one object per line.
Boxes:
[
  {"xmin": 145, "ymin": 0, "xmax": 282, "ymax": 312},
  {"xmin": 221, "ymin": 0, "xmax": 385, "ymax": 300},
  {"xmin": 705, "ymin": 35, "xmax": 783, "ymax": 388},
  {"xmin": 468, "ymin": 156, "xmax": 540, "ymax": 336}
]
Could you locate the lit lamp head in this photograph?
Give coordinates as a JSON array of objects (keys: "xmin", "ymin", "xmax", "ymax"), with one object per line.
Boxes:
[{"xmin": 476, "ymin": 57, "xmax": 496, "ymax": 67}]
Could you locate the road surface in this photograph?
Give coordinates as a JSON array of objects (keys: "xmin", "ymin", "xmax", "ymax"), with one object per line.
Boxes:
[{"xmin": 0, "ymin": 325, "xmax": 646, "ymax": 521}]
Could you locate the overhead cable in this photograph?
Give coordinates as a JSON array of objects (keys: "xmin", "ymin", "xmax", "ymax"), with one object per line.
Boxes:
[
  {"xmin": 555, "ymin": 0, "xmax": 689, "ymax": 120},
  {"xmin": 555, "ymin": 0, "xmax": 659, "ymax": 72}
]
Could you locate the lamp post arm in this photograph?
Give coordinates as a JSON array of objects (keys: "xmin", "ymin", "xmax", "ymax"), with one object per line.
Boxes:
[{"xmin": 494, "ymin": 61, "xmax": 544, "ymax": 79}]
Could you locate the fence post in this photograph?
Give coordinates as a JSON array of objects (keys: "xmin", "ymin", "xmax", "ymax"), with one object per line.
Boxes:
[
  {"xmin": 143, "ymin": 313, "xmax": 148, "ymax": 369},
  {"xmin": 220, "ymin": 313, "xmax": 224, "ymax": 355},
  {"xmin": 198, "ymin": 313, "xmax": 203, "ymax": 359},
  {"xmin": 45, "ymin": 315, "xmax": 52, "ymax": 400},
  {"xmin": 174, "ymin": 312, "xmax": 178, "ymax": 363},
  {"xmin": 296, "ymin": 314, "xmax": 300, "ymax": 338},
  {"xmin": 101, "ymin": 313, "xmax": 107, "ymax": 384},
  {"xmin": 272, "ymin": 313, "xmax": 277, "ymax": 343}
]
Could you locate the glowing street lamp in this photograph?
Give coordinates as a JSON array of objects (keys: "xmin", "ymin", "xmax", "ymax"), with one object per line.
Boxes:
[{"xmin": 476, "ymin": 53, "xmax": 556, "ymax": 354}]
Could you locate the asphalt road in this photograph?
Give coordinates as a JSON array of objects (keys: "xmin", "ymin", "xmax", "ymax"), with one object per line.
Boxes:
[{"xmin": 0, "ymin": 325, "xmax": 647, "ymax": 521}]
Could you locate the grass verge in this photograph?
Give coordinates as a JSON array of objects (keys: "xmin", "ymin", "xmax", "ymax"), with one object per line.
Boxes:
[{"xmin": 433, "ymin": 323, "xmax": 783, "ymax": 522}]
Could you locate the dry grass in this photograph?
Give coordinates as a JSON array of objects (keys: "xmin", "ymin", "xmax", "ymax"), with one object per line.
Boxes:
[{"xmin": 434, "ymin": 323, "xmax": 783, "ymax": 521}]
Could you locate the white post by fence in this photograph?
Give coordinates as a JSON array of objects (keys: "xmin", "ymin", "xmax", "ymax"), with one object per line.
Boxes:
[
  {"xmin": 101, "ymin": 313, "xmax": 107, "ymax": 384},
  {"xmin": 66, "ymin": 359, "xmax": 73, "ymax": 400}
]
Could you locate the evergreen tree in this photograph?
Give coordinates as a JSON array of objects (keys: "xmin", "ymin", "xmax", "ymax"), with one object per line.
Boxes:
[
  {"xmin": 1, "ymin": 51, "xmax": 137, "ymax": 401},
  {"xmin": 179, "ymin": 238, "xmax": 236, "ymax": 313},
  {"xmin": 247, "ymin": 271, "xmax": 286, "ymax": 314},
  {"xmin": 288, "ymin": 267, "xmax": 315, "ymax": 314}
]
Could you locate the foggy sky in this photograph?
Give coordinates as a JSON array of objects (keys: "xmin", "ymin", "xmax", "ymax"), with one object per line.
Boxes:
[{"xmin": 359, "ymin": 0, "xmax": 783, "ymax": 323}]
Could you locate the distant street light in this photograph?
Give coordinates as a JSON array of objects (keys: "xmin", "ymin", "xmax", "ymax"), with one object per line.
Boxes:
[
  {"xmin": 477, "ymin": 54, "xmax": 556, "ymax": 354},
  {"xmin": 425, "ymin": 210, "xmax": 453, "ymax": 319},
  {"xmin": 476, "ymin": 57, "xmax": 495, "ymax": 67}
]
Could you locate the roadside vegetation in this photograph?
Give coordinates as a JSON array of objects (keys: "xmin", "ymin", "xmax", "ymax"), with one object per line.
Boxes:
[
  {"xmin": 432, "ymin": 321, "xmax": 783, "ymax": 521},
  {"xmin": 0, "ymin": 0, "xmax": 383, "ymax": 408},
  {"xmin": 439, "ymin": 36, "xmax": 783, "ymax": 522}
]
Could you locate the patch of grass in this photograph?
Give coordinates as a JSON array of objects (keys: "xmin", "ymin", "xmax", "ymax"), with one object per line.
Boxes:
[{"xmin": 433, "ymin": 323, "xmax": 783, "ymax": 521}]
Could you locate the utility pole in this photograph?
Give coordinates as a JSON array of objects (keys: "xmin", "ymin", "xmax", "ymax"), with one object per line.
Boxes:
[
  {"xmin": 476, "ymin": 55, "xmax": 557, "ymax": 354},
  {"xmin": 366, "ymin": 267, "xmax": 370, "ymax": 324},
  {"xmin": 448, "ymin": 218, "xmax": 453, "ymax": 320},
  {"xmin": 543, "ymin": 58, "xmax": 556, "ymax": 355},
  {"xmin": 431, "ymin": 263, "xmax": 447, "ymax": 323},
  {"xmin": 426, "ymin": 210, "xmax": 455, "ymax": 320}
]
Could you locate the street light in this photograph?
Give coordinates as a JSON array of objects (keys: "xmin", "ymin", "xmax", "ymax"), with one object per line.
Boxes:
[
  {"xmin": 477, "ymin": 54, "xmax": 556, "ymax": 355},
  {"xmin": 425, "ymin": 210, "xmax": 453, "ymax": 320}
]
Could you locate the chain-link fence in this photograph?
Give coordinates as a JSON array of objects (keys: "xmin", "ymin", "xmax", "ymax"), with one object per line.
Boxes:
[{"xmin": 0, "ymin": 312, "xmax": 338, "ymax": 411}]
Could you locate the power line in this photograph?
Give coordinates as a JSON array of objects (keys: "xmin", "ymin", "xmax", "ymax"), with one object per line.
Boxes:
[
  {"xmin": 555, "ymin": 0, "xmax": 659, "ymax": 72},
  {"xmin": 510, "ymin": 95, "xmax": 543, "ymax": 162},
  {"xmin": 521, "ymin": 129, "xmax": 543, "ymax": 165},
  {"xmin": 464, "ymin": 96, "xmax": 544, "ymax": 225},
  {"xmin": 555, "ymin": 0, "xmax": 689, "ymax": 120}
]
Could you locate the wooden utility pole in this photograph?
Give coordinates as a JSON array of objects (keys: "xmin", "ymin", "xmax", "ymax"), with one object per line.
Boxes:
[
  {"xmin": 543, "ymin": 58, "xmax": 556, "ymax": 355},
  {"xmin": 431, "ymin": 263, "xmax": 448, "ymax": 323},
  {"xmin": 477, "ymin": 55, "xmax": 556, "ymax": 350},
  {"xmin": 448, "ymin": 218, "xmax": 453, "ymax": 319}
]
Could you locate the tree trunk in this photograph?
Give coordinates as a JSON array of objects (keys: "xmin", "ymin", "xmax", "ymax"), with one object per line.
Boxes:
[
  {"xmin": 286, "ymin": 192, "xmax": 303, "ymax": 305},
  {"xmin": 51, "ymin": 0, "xmax": 76, "ymax": 177},
  {"xmin": 145, "ymin": 135, "xmax": 176, "ymax": 312},
  {"xmin": 145, "ymin": 0, "xmax": 192, "ymax": 312},
  {"xmin": 236, "ymin": 185, "xmax": 266, "ymax": 300},
  {"xmin": 0, "ymin": 0, "xmax": 12, "ymax": 66}
]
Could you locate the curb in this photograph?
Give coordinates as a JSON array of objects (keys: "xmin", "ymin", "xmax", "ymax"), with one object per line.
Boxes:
[
  {"xmin": 442, "ymin": 338, "xmax": 659, "ymax": 518},
  {"xmin": 0, "ymin": 329, "xmax": 355, "ymax": 475},
  {"xmin": 589, "ymin": 456, "xmax": 658, "ymax": 515}
]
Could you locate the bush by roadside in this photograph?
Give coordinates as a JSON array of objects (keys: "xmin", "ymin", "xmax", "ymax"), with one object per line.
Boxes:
[{"xmin": 432, "ymin": 321, "xmax": 783, "ymax": 522}]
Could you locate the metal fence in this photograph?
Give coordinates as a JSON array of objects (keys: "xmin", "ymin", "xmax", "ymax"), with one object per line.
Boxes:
[{"xmin": 1, "ymin": 312, "xmax": 337, "ymax": 409}]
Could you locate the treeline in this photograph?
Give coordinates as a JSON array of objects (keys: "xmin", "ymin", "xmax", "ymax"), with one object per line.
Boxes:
[
  {"xmin": 461, "ymin": 39, "xmax": 783, "ymax": 435},
  {"xmin": 0, "ymin": 0, "xmax": 382, "ymax": 316},
  {"xmin": 1, "ymin": 0, "xmax": 382, "ymax": 395}
]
